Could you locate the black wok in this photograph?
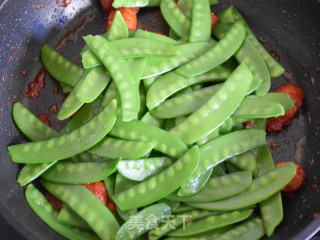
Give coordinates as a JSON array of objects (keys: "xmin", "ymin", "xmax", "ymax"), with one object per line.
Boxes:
[{"xmin": 0, "ymin": 0, "xmax": 319, "ymax": 239}]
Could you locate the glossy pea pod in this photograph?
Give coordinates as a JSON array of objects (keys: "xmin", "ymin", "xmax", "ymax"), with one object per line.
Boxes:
[
  {"xmin": 127, "ymin": 57, "xmax": 148, "ymax": 83},
  {"xmin": 141, "ymin": 112, "xmax": 164, "ymax": 127},
  {"xmin": 189, "ymin": 0, "xmax": 211, "ymax": 43},
  {"xmin": 41, "ymin": 160, "xmax": 118, "ymax": 184},
  {"xmin": 109, "ymin": 119, "xmax": 187, "ymax": 158},
  {"xmin": 58, "ymin": 204, "xmax": 91, "ymax": 230},
  {"xmin": 168, "ymin": 209, "xmax": 253, "ymax": 237},
  {"xmin": 170, "ymin": 63, "xmax": 253, "ymax": 145},
  {"xmin": 178, "ymin": 129, "xmax": 266, "ymax": 197},
  {"xmin": 188, "ymin": 163, "xmax": 296, "ymax": 211},
  {"xmin": 173, "ymin": 203, "xmax": 195, "ymax": 213},
  {"xmin": 41, "ymin": 180, "xmax": 120, "ymax": 240},
  {"xmin": 104, "ymin": 174, "xmax": 116, "ymax": 198},
  {"xmin": 197, "ymin": 128, "xmax": 219, "ymax": 146},
  {"xmin": 176, "ymin": 22, "xmax": 246, "ymax": 78},
  {"xmin": 84, "ymin": 35, "xmax": 140, "ymax": 121},
  {"xmin": 133, "ymin": 29, "xmax": 179, "ymax": 45},
  {"xmin": 25, "ymin": 185, "xmax": 99, "ymax": 240},
  {"xmin": 247, "ymin": 92, "xmax": 294, "ymax": 110},
  {"xmin": 167, "ymin": 171, "xmax": 252, "ymax": 203},
  {"xmin": 146, "ymin": 66, "xmax": 232, "ymax": 110},
  {"xmin": 149, "ymin": 209, "xmax": 215, "ymax": 240},
  {"xmin": 219, "ymin": 117, "xmax": 233, "ymax": 134},
  {"xmin": 160, "ymin": 0, "xmax": 191, "ymax": 38},
  {"xmin": 115, "ymin": 203, "xmax": 171, "ymax": 240},
  {"xmin": 117, "ymin": 157, "xmax": 174, "ymax": 181},
  {"xmin": 112, "ymin": 0, "xmax": 160, "ymax": 8},
  {"xmin": 214, "ymin": 217, "xmax": 265, "ymax": 240},
  {"xmin": 151, "ymin": 84, "xmax": 222, "ymax": 118},
  {"xmin": 178, "ymin": 0, "xmax": 193, "ymax": 18},
  {"xmin": 228, "ymin": 152, "xmax": 259, "ymax": 178},
  {"xmin": 41, "ymin": 45, "xmax": 83, "ymax": 87},
  {"xmin": 157, "ymin": 199, "xmax": 180, "ymax": 212},
  {"xmin": 112, "ymin": 146, "xmax": 200, "ymax": 211},
  {"xmin": 143, "ymin": 75, "xmax": 161, "ymax": 90},
  {"xmin": 8, "ymin": 100, "xmax": 117, "ymax": 164}
]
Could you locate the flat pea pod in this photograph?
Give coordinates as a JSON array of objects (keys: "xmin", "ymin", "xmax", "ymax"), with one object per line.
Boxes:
[
  {"xmin": 41, "ymin": 180, "xmax": 120, "ymax": 240},
  {"xmin": 189, "ymin": 0, "xmax": 211, "ymax": 43},
  {"xmin": 247, "ymin": 92, "xmax": 294, "ymax": 111},
  {"xmin": 112, "ymin": 146, "xmax": 200, "ymax": 211},
  {"xmin": 146, "ymin": 66, "xmax": 232, "ymax": 110},
  {"xmin": 25, "ymin": 185, "xmax": 99, "ymax": 240},
  {"xmin": 197, "ymin": 128, "xmax": 219, "ymax": 146},
  {"xmin": 108, "ymin": 11, "xmax": 129, "ymax": 41},
  {"xmin": 151, "ymin": 84, "xmax": 221, "ymax": 119},
  {"xmin": 178, "ymin": 0, "xmax": 193, "ymax": 18},
  {"xmin": 141, "ymin": 42, "xmax": 214, "ymax": 79},
  {"xmin": 110, "ymin": 119, "xmax": 187, "ymax": 158},
  {"xmin": 178, "ymin": 129, "xmax": 266, "ymax": 197},
  {"xmin": 41, "ymin": 45, "xmax": 83, "ymax": 87},
  {"xmin": 214, "ymin": 217, "xmax": 265, "ymax": 240},
  {"xmin": 84, "ymin": 35, "xmax": 140, "ymax": 121},
  {"xmin": 188, "ymin": 163, "xmax": 296, "ymax": 211},
  {"xmin": 170, "ymin": 63, "xmax": 253, "ymax": 145},
  {"xmin": 104, "ymin": 174, "xmax": 116, "ymax": 198},
  {"xmin": 157, "ymin": 199, "xmax": 180, "ymax": 212},
  {"xmin": 117, "ymin": 157, "xmax": 174, "ymax": 181},
  {"xmin": 167, "ymin": 171, "xmax": 252, "ymax": 203},
  {"xmin": 176, "ymin": 22, "xmax": 246, "ymax": 78},
  {"xmin": 141, "ymin": 112, "xmax": 164, "ymax": 127},
  {"xmin": 74, "ymin": 66, "xmax": 111, "ymax": 103},
  {"xmin": 112, "ymin": 0, "xmax": 160, "ymax": 8},
  {"xmin": 160, "ymin": 0, "xmax": 191, "ymax": 38},
  {"xmin": 115, "ymin": 203, "xmax": 171, "ymax": 240},
  {"xmin": 173, "ymin": 203, "xmax": 195, "ymax": 213},
  {"xmin": 219, "ymin": 117, "xmax": 233, "ymax": 134},
  {"xmin": 101, "ymin": 82, "xmax": 120, "ymax": 109},
  {"xmin": 127, "ymin": 58, "xmax": 148, "ymax": 83},
  {"xmin": 168, "ymin": 209, "xmax": 253, "ymax": 237},
  {"xmin": 143, "ymin": 76, "xmax": 161, "ymax": 90},
  {"xmin": 89, "ymin": 136, "xmax": 154, "ymax": 160},
  {"xmin": 134, "ymin": 29, "xmax": 179, "ymax": 45},
  {"xmin": 8, "ymin": 100, "xmax": 117, "ymax": 164},
  {"xmin": 149, "ymin": 209, "xmax": 215, "ymax": 240},
  {"xmin": 41, "ymin": 161, "xmax": 118, "ymax": 184},
  {"xmin": 228, "ymin": 152, "xmax": 259, "ymax": 178},
  {"xmin": 58, "ymin": 204, "xmax": 90, "ymax": 230}
]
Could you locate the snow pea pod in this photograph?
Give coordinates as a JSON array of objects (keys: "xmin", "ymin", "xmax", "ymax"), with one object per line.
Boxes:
[
  {"xmin": 157, "ymin": 199, "xmax": 180, "ymax": 212},
  {"xmin": 41, "ymin": 161, "xmax": 118, "ymax": 184},
  {"xmin": 228, "ymin": 152, "xmax": 259, "ymax": 177},
  {"xmin": 25, "ymin": 185, "xmax": 99, "ymax": 240},
  {"xmin": 141, "ymin": 42, "xmax": 214, "ymax": 79},
  {"xmin": 214, "ymin": 217, "xmax": 265, "ymax": 240},
  {"xmin": 141, "ymin": 112, "xmax": 164, "ymax": 127},
  {"xmin": 168, "ymin": 209, "xmax": 253, "ymax": 237},
  {"xmin": 147, "ymin": 66, "xmax": 232, "ymax": 110},
  {"xmin": 247, "ymin": 92, "xmax": 294, "ymax": 111},
  {"xmin": 104, "ymin": 174, "xmax": 116, "ymax": 198},
  {"xmin": 160, "ymin": 0, "xmax": 191, "ymax": 38},
  {"xmin": 151, "ymin": 84, "xmax": 221, "ymax": 119},
  {"xmin": 197, "ymin": 128, "xmax": 219, "ymax": 146},
  {"xmin": 167, "ymin": 171, "xmax": 252, "ymax": 203},
  {"xmin": 85, "ymin": 35, "xmax": 140, "ymax": 121},
  {"xmin": 58, "ymin": 205, "xmax": 90, "ymax": 230},
  {"xmin": 178, "ymin": 0, "xmax": 193, "ymax": 18},
  {"xmin": 115, "ymin": 203, "xmax": 171, "ymax": 240},
  {"xmin": 41, "ymin": 180, "xmax": 120, "ymax": 240},
  {"xmin": 117, "ymin": 157, "xmax": 174, "ymax": 181},
  {"xmin": 143, "ymin": 76, "xmax": 160, "ymax": 90},
  {"xmin": 134, "ymin": 29, "xmax": 179, "ymax": 45},
  {"xmin": 188, "ymin": 163, "xmax": 296, "ymax": 211},
  {"xmin": 41, "ymin": 45, "xmax": 83, "ymax": 87},
  {"xmin": 173, "ymin": 203, "xmax": 195, "ymax": 213},
  {"xmin": 8, "ymin": 100, "xmax": 117, "ymax": 164},
  {"xmin": 178, "ymin": 129, "xmax": 266, "ymax": 197},
  {"xmin": 219, "ymin": 117, "xmax": 233, "ymax": 134},
  {"xmin": 110, "ymin": 120, "xmax": 187, "ymax": 158},
  {"xmin": 127, "ymin": 58, "xmax": 148, "ymax": 83},
  {"xmin": 112, "ymin": 146, "xmax": 200, "ymax": 211},
  {"xmin": 108, "ymin": 11, "xmax": 129, "ymax": 41},
  {"xmin": 112, "ymin": 0, "xmax": 160, "ymax": 8},
  {"xmin": 89, "ymin": 136, "xmax": 154, "ymax": 160},
  {"xmin": 170, "ymin": 63, "xmax": 253, "ymax": 145},
  {"xmin": 189, "ymin": 0, "xmax": 211, "ymax": 43},
  {"xmin": 176, "ymin": 22, "xmax": 246, "ymax": 78}
]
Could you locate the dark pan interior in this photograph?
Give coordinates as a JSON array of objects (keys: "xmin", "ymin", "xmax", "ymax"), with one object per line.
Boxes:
[{"xmin": 0, "ymin": 0, "xmax": 319, "ymax": 239}]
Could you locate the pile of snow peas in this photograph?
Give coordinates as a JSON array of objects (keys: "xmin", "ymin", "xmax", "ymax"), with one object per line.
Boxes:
[{"xmin": 8, "ymin": 1, "xmax": 298, "ymax": 239}]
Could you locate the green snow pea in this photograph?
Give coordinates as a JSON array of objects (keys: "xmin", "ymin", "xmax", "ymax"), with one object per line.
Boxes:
[
  {"xmin": 157, "ymin": 199, "xmax": 180, "ymax": 212},
  {"xmin": 147, "ymin": 66, "xmax": 232, "ymax": 110},
  {"xmin": 188, "ymin": 162, "xmax": 296, "ymax": 211},
  {"xmin": 228, "ymin": 152, "xmax": 259, "ymax": 177},
  {"xmin": 178, "ymin": 129, "xmax": 266, "ymax": 197},
  {"xmin": 101, "ymin": 82, "xmax": 120, "ymax": 109},
  {"xmin": 139, "ymin": 83, "xmax": 147, "ymax": 118},
  {"xmin": 127, "ymin": 58, "xmax": 148, "ymax": 83},
  {"xmin": 143, "ymin": 76, "xmax": 160, "ymax": 90},
  {"xmin": 117, "ymin": 157, "xmax": 174, "ymax": 181},
  {"xmin": 112, "ymin": 0, "xmax": 160, "ymax": 8},
  {"xmin": 41, "ymin": 160, "xmax": 118, "ymax": 184},
  {"xmin": 41, "ymin": 180, "xmax": 120, "ymax": 240},
  {"xmin": 74, "ymin": 66, "xmax": 111, "ymax": 103},
  {"xmin": 214, "ymin": 217, "xmax": 265, "ymax": 240},
  {"xmin": 176, "ymin": 22, "xmax": 246, "ymax": 78},
  {"xmin": 116, "ymin": 203, "xmax": 171, "ymax": 240},
  {"xmin": 25, "ymin": 185, "xmax": 98, "ymax": 240},
  {"xmin": 18, "ymin": 163, "xmax": 56, "ymax": 187},
  {"xmin": 160, "ymin": 0, "xmax": 191, "ymax": 38},
  {"xmin": 104, "ymin": 174, "xmax": 116, "ymax": 198},
  {"xmin": 178, "ymin": 0, "xmax": 193, "ymax": 18},
  {"xmin": 108, "ymin": 11, "xmax": 129, "ymax": 41},
  {"xmin": 58, "ymin": 205, "xmax": 90, "ymax": 230},
  {"xmin": 219, "ymin": 117, "xmax": 233, "ymax": 134},
  {"xmin": 149, "ymin": 209, "xmax": 215, "ymax": 240},
  {"xmin": 89, "ymin": 136, "xmax": 154, "ymax": 160},
  {"xmin": 41, "ymin": 45, "xmax": 83, "ymax": 87},
  {"xmin": 197, "ymin": 128, "xmax": 219, "ymax": 146},
  {"xmin": 247, "ymin": 92, "xmax": 294, "ymax": 111},
  {"xmin": 112, "ymin": 146, "xmax": 200, "ymax": 211},
  {"xmin": 8, "ymin": 100, "xmax": 117, "ymax": 164},
  {"xmin": 141, "ymin": 112, "xmax": 164, "ymax": 127},
  {"xmin": 168, "ymin": 209, "xmax": 253, "ymax": 237},
  {"xmin": 85, "ymin": 35, "xmax": 140, "ymax": 121},
  {"xmin": 170, "ymin": 63, "xmax": 253, "ymax": 145},
  {"xmin": 110, "ymin": 119, "xmax": 187, "ymax": 158},
  {"xmin": 173, "ymin": 203, "xmax": 195, "ymax": 213},
  {"xmin": 134, "ymin": 29, "xmax": 179, "ymax": 45},
  {"xmin": 167, "ymin": 171, "xmax": 252, "ymax": 203},
  {"xmin": 189, "ymin": 0, "xmax": 211, "ymax": 43},
  {"xmin": 141, "ymin": 42, "xmax": 214, "ymax": 79}
]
